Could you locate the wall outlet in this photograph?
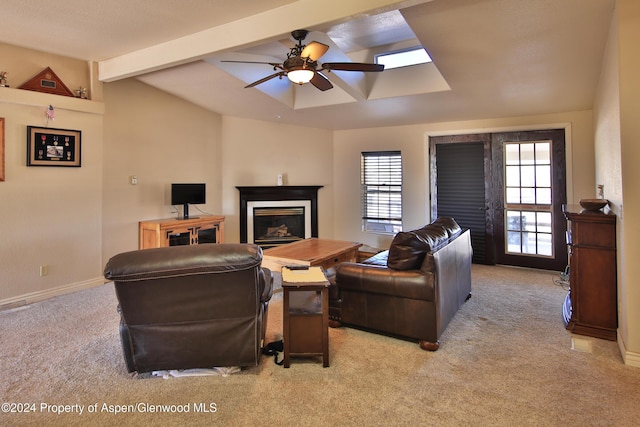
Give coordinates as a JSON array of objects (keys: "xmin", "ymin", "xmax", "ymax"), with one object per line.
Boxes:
[{"xmin": 39, "ymin": 265, "xmax": 48, "ymax": 276}]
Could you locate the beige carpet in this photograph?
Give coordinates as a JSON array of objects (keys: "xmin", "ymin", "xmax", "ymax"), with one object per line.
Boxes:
[{"xmin": 1, "ymin": 265, "xmax": 638, "ymax": 426}]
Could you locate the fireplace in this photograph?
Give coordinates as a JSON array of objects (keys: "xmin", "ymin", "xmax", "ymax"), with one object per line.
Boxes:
[
  {"xmin": 237, "ymin": 186, "xmax": 322, "ymax": 248},
  {"xmin": 249, "ymin": 202, "xmax": 310, "ymax": 247}
]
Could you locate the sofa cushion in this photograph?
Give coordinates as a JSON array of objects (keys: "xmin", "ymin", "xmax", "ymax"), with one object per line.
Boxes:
[
  {"xmin": 387, "ymin": 220, "xmax": 457, "ymax": 270},
  {"xmin": 361, "ymin": 250, "xmax": 389, "ymax": 266},
  {"xmin": 387, "ymin": 231, "xmax": 421, "ymax": 270},
  {"xmin": 432, "ymin": 217, "xmax": 462, "ymax": 237},
  {"xmin": 387, "ymin": 230, "xmax": 436, "ymax": 270},
  {"xmin": 417, "ymin": 223, "xmax": 449, "ymax": 244}
]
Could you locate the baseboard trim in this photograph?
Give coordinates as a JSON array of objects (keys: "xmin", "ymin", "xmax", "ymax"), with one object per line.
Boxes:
[
  {"xmin": 618, "ymin": 333, "xmax": 640, "ymax": 368},
  {"xmin": 0, "ymin": 277, "xmax": 106, "ymax": 311}
]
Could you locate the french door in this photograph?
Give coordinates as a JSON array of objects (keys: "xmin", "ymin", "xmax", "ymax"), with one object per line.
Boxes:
[
  {"xmin": 492, "ymin": 130, "xmax": 567, "ymax": 270},
  {"xmin": 431, "ymin": 129, "xmax": 567, "ymax": 271}
]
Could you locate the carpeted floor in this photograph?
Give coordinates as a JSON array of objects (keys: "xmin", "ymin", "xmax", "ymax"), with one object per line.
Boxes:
[{"xmin": 1, "ymin": 264, "xmax": 638, "ymax": 426}]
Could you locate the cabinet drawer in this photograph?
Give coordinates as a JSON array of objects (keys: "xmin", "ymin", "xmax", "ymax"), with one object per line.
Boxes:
[
  {"xmin": 319, "ymin": 250, "xmax": 357, "ymax": 270},
  {"xmin": 572, "ymin": 222, "xmax": 615, "ymax": 247}
]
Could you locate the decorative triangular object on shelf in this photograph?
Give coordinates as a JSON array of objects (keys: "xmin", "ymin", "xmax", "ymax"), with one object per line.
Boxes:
[{"xmin": 18, "ymin": 66, "xmax": 75, "ymax": 97}]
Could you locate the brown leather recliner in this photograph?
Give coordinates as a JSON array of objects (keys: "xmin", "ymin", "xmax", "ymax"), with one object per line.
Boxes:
[
  {"xmin": 104, "ymin": 243, "xmax": 273, "ymax": 373},
  {"xmin": 329, "ymin": 217, "xmax": 472, "ymax": 351}
]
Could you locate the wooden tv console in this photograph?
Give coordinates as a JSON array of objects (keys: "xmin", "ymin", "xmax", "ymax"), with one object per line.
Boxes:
[{"xmin": 139, "ymin": 216, "xmax": 225, "ymax": 249}]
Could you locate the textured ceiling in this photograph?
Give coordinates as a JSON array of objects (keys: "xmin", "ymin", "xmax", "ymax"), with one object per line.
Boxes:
[{"xmin": 0, "ymin": 0, "xmax": 616, "ymax": 130}]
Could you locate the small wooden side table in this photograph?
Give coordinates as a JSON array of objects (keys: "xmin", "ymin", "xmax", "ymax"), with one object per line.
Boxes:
[{"xmin": 282, "ymin": 267, "xmax": 330, "ymax": 368}]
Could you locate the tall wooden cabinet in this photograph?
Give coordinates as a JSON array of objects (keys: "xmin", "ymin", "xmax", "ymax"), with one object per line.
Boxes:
[
  {"xmin": 562, "ymin": 205, "xmax": 617, "ymax": 341},
  {"xmin": 139, "ymin": 216, "xmax": 225, "ymax": 249}
]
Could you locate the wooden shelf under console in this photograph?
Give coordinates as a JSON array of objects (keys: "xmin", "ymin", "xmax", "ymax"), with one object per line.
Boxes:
[{"xmin": 139, "ymin": 216, "xmax": 225, "ymax": 249}]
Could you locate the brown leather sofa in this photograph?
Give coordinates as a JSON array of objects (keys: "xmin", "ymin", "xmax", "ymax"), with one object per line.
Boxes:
[
  {"xmin": 329, "ymin": 217, "xmax": 472, "ymax": 351},
  {"xmin": 104, "ymin": 243, "xmax": 273, "ymax": 373}
]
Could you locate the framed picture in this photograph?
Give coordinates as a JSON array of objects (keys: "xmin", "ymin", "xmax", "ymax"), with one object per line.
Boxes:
[
  {"xmin": 27, "ymin": 126, "xmax": 81, "ymax": 167},
  {"xmin": 0, "ymin": 118, "xmax": 4, "ymax": 181}
]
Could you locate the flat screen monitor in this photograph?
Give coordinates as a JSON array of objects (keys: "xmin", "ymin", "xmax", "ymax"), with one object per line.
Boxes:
[{"xmin": 171, "ymin": 183, "xmax": 205, "ymax": 219}]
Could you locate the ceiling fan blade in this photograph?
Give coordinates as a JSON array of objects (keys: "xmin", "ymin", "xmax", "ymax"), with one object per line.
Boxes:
[
  {"xmin": 310, "ymin": 72, "xmax": 333, "ymax": 91},
  {"xmin": 322, "ymin": 62, "xmax": 385, "ymax": 72},
  {"xmin": 221, "ymin": 60, "xmax": 283, "ymax": 69},
  {"xmin": 301, "ymin": 41, "xmax": 329, "ymax": 61},
  {"xmin": 245, "ymin": 71, "xmax": 285, "ymax": 88}
]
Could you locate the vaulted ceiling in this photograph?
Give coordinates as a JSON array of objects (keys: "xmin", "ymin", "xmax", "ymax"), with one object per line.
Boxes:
[{"xmin": 0, "ymin": 0, "xmax": 615, "ymax": 130}]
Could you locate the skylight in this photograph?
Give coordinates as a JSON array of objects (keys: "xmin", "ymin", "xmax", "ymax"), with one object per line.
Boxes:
[{"xmin": 375, "ymin": 47, "xmax": 432, "ymax": 70}]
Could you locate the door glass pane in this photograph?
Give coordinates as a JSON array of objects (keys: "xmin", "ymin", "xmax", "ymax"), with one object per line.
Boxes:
[
  {"xmin": 503, "ymin": 141, "xmax": 553, "ymax": 257},
  {"xmin": 505, "ymin": 144, "xmax": 520, "ymax": 165},
  {"xmin": 507, "ymin": 231, "xmax": 521, "ymax": 252},
  {"xmin": 523, "ymin": 211, "xmax": 536, "ymax": 232},
  {"xmin": 536, "ymin": 165, "xmax": 551, "ymax": 187},
  {"xmin": 506, "ymin": 188, "xmax": 521, "ymax": 204},
  {"xmin": 536, "ymin": 188, "xmax": 551, "ymax": 204},
  {"xmin": 537, "ymin": 233, "xmax": 552, "ymax": 256},
  {"xmin": 507, "ymin": 210, "xmax": 522, "ymax": 230},
  {"xmin": 505, "ymin": 165, "xmax": 520, "ymax": 186},
  {"xmin": 537, "ymin": 212, "xmax": 552, "ymax": 233},
  {"xmin": 520, "ymin": 165, "xmax": 535, "ymax": 187},
  {"xmin": 521, "ymin": 188, "xmax": 536, "ymax": 204},
  {"xmin": 520, "ymin": 143, "xmax": 535, "ymax": 164},
  {"xmin": 523, "ymin": 232, "xmax": 537, "ymax": 254},
  {"xmin": 536, "ymin": 143, "xmax": 550, "ymax": 163}
]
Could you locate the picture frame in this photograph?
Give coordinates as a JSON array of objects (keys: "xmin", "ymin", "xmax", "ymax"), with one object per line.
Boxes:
[
  {"xmin": 27, "ymin": 126, "xmax": 81, "ymax": 167},
  {"xmin": 0, "ymin": 118, "xmax": 4, "ymax": 181}
]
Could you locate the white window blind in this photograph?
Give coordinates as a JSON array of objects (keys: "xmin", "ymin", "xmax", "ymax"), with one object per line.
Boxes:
[{"xmin": 361, "ymin": 151, "xmax": 403, "ymax": 234}]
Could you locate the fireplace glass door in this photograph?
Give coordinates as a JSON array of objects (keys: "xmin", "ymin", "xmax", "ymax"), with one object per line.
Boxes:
[{"xmin": 253, "ymin": 207, "xmax": 306, "ymax": 248}]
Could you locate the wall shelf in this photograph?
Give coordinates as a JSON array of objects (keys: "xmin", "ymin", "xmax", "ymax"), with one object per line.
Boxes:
[{"xmin": 0, "ymin": 86, "xmax": 104, "ymax": 115}]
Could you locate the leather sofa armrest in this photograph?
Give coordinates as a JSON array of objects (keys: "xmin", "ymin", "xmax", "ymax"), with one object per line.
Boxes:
[
  {"xmin": 336, "ymin": 262, "xmax": 435, "ymax": 302},
  {"xmin": 260, "ymin": 267, "xmax": 274, "ymax": 303}
]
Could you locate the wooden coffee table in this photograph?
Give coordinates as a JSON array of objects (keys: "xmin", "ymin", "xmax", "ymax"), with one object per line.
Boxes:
[{"xmin": 262, "ymin": 238, "xmax": 362, "ymax": 271}]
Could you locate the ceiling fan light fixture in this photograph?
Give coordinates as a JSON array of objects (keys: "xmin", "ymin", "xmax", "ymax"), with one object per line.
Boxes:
[
  {"xmin": 287, "ymin": 68, "xmax": 315, "ymax": 84},
  {"xmin": 225, "ymin": 29, "xmax": 383, "ymax": 90}
]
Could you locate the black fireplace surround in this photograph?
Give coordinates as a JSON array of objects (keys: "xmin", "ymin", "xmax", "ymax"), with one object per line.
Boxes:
[{"xmin": 237, "ymin": 186, "xmax": 322, "ymax": 244}]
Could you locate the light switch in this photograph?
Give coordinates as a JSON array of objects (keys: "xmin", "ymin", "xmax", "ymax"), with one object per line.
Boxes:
[{"xmin": 130, "ymin": 175, "xmax": 138, "ymax": 185}]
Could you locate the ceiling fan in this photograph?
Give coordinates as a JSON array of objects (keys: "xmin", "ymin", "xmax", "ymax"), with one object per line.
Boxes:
[{"xmin": 221, "ymin": 29, "xmax": 384, "ymax": 91}]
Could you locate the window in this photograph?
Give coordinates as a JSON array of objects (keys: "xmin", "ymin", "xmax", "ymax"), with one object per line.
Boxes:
[
  {"xmin": 361, "ymin": 151, "xmax": 402, "ymax": 234},
  {"xmin": 375, "ymin": 47, "xmax": 432, "ymax": 70}
]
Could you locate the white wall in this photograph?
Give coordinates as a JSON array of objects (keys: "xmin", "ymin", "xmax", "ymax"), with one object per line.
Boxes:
[
  {"xmin": 594, "ymin": 5, "xmax": 626, "ymax": 354},
  {"xmin": 333, "ymin": 111, "xmax": 595, "ymax": 250},
  {"xmin": 592, "ymin": 0, "xmax": 640, "ymax": 367},
  {"xmin": 0, "ymin": 89, "xmax": 104, "ymax": 305},
  {"xmin": 102, "ymin": 79, "xmax": 222, "ymax": 263},
  {"xmin": 220, "ymin": 116, "xmax": 334, "ymax": 243},
  {"xmin": 612, "ymin": 0, "xmax": 640, "ymax": 362}
]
